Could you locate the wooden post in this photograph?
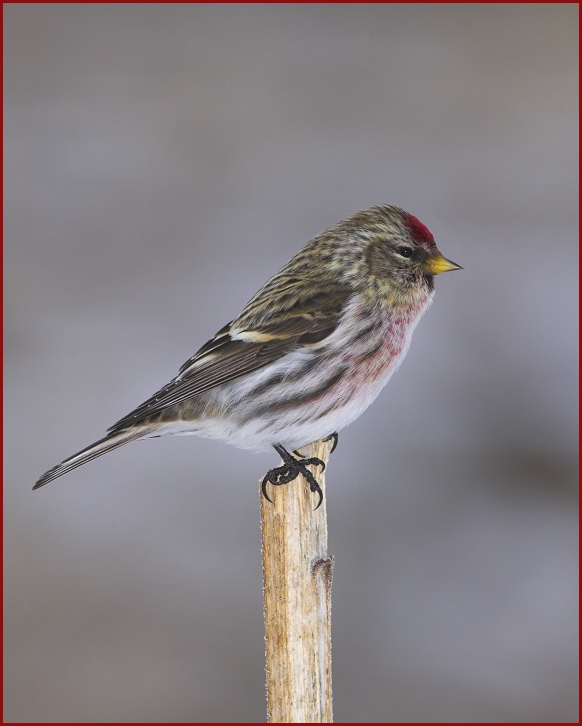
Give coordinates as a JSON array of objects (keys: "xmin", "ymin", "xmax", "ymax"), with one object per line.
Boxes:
[{"xmin": 260, "ymin": 438, "xmax": 334, "ymax": 723}]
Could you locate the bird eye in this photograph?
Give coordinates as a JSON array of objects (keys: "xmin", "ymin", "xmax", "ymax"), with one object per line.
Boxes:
[{"xmin": 397, "ymin": 246, "xmax": 413, "ymax": 258}]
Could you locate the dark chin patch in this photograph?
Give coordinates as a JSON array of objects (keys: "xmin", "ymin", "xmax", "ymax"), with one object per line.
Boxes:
[
  {"xmin": 404, "ymin": 214, "xmax": 435, "ymax": 248},
  {"xmin": 424, "ymin": 274, "xmax": 435, "ymax": 292}
]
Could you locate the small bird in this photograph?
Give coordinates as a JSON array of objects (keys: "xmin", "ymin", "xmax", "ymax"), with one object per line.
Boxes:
[{"xmin": 34, "ymin": 204, "xmax": 461, "ymax": 505}]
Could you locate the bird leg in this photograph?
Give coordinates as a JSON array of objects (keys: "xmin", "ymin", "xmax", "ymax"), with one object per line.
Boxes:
[{"xmin": 261, "ymin": 444, "xmax": 326, "ymax": 510}]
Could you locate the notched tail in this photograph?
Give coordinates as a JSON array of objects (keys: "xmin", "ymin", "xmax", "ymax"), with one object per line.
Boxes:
[{"xmin": 33, "ymin": 426, "xmax": 156, "ymax": 490}]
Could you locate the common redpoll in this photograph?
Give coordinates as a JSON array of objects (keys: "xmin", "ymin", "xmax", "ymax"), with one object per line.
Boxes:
[{"xmin": 34, "ymin": 204, "xmax": 461, "ymax": 504}]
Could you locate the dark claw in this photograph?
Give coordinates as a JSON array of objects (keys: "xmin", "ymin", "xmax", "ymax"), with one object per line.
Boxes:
[
  {"xmin": 261, "ymin": 473, "xmax": 274, "ymax": 504},
  {"xmin": 311, "ymin": 482, "xmax": 324, "ymax": 510},
  {"xmin": 323, "ymin": 432, "xmax": 339, "ymax": 454}
]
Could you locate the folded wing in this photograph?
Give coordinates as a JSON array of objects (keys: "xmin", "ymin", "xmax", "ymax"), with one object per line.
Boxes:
[{"xmin": 108, "ymin": 283, "xmax": 350, "ymax": 432}]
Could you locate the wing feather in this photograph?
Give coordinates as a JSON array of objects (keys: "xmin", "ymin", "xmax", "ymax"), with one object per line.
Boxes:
[{"xmin": 108, "ymin": 284, "xmax": 351, "ymax": 432}]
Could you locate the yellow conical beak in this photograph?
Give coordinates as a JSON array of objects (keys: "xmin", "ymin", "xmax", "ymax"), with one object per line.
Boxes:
[{"xmin": 423, "ymin": 251, "xmax": 463, "ymax": 275}]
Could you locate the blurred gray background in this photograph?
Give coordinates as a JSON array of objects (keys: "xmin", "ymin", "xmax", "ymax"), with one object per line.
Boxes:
[{"xmin": 4, "ymin": 4, "xmax": 578, "ymax": 723}]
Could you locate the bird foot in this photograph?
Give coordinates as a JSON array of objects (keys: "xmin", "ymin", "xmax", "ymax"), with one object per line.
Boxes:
[{"xmin": 261, "ymin": 444, "xmax": 326, "ymax": 510}]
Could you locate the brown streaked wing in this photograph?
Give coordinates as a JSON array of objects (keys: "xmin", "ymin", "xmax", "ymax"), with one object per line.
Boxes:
[
  {"xmin": 107, "ymin": 288, "xmax": 351, "ymax": 432},
  {"xmin": 107, "ymin": 335, "xmax": 287, "ymax": 432},
  {"xmin": 177, "ymin": 322, "xmax": 232, "ymax": 376}
]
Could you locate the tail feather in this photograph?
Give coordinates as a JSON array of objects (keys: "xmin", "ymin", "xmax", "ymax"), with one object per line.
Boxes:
[{"xmin": 33, "ymin": 427, "xmax": 156, "ymax": 490}]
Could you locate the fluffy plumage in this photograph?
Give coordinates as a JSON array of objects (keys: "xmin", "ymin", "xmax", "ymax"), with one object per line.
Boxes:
[{"xmin": 34, "ymin": 204, "xmax": 460, "ymax": 490}]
